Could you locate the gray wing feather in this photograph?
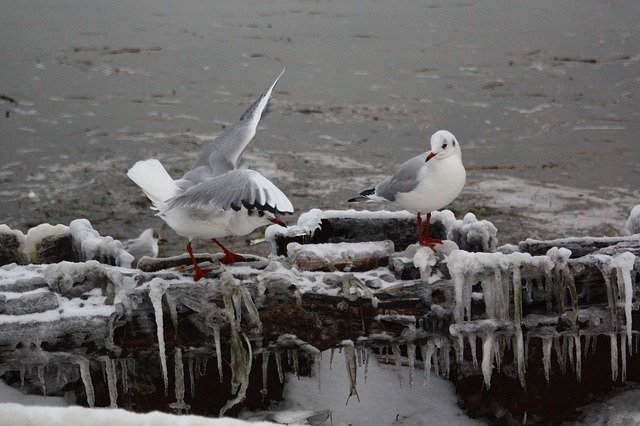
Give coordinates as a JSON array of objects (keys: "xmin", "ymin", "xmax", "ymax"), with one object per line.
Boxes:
[
  {"xmin": 184, "ymin": 69, "xmax": 285, "ymax": 181},
  {"xmin": 165, "ymin": 169, "xmax": 294, "ymax": 214},
  {"xmin": 375, "ymin": 154, "xmax": 426, "ymax": 201}
]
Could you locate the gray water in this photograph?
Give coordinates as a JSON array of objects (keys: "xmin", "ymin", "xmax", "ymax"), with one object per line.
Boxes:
[{"xmin": 1, "ymin": 0, "xmax": 639, "ymax": 256}]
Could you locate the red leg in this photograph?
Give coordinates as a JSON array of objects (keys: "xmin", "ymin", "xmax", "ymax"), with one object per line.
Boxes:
[
  {"xmin": 187, "ymin": 241, "xmax": 211, "ymax": 282},
  {"xmin": 417, "ymin": 213, "xmax": 424, "ymax": 245},
  {"xmin": 212, "ymin": 239, "xmax": 245, "ymax": 264},
  {"xmin": 421, "ymin": 212, "xmax": 442, "ymax": 250}
]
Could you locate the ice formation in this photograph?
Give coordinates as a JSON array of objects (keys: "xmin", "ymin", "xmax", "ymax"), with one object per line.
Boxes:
[
  {"xmin": 69, "ymin": 219, "xmax": 133, "ymax": 267},
  {"xmin": 148, "ymin": 278, "xmax": 170, "ymax": 394},
  {"xmin": 169, "ymin": 348, "xmax": 190, "ymax": 412}
]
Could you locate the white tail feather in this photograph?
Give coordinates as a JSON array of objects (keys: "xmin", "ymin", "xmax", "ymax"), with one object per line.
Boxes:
[{"xmin": 127, "ymin": 159, "xmax": 178, "ymax": 209}]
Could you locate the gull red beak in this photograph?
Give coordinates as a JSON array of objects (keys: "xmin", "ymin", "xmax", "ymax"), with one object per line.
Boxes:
[
  {"xmin": 270, "ymin": 217, "xmax": 287, "ymax": 227},
  {"xmin": 425, "ymin": 151, "xmax": 437, "ymax": 162},
  {"xmin": 158, "ymin": 238, "xmax": 168, "ymax": 244}
]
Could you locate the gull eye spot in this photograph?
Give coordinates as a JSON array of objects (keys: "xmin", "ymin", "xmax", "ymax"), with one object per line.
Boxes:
[
  {"xmin": 452, "ymin": 140, "xmax": 456, "ymax": 146},
  {"xmin": 442, "ymin": 143, "xmax": 447, "ymax": 149}
]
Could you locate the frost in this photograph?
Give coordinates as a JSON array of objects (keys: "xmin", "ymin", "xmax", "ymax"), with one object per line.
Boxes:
[{"xmin": 69, "ymin": 219, "xmax": 133, "ymax": 267}]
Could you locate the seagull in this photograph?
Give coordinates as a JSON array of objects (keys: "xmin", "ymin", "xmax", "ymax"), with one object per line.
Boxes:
[
  {"xmin": 127, "ymin": 70, "xmax": 293, "ymax": 281},
  {"xmin": 122, "ymin": 228, "xmax": 165, "ymax": 267},
  {"xmin": 348, "ymin": 130, "xmax": 465, "ymax": 248}
]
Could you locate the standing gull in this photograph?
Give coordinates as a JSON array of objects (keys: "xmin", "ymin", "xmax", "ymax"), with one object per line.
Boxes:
[
  {"xmin": 349, "ymin": 130, "xmax": 465, "ymax": 248},
  {"xmin": 127, "ymin": 70, "xmax": 293, "ymax": 281},
  {"xmin": 122, "ymin": 228, "xmax": 165, "ymax": 268}
]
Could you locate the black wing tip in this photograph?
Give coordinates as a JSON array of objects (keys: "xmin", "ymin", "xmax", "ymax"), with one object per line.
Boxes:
[{"xmin": 348, "ymin": 188, "xmax": 375, "ymax": 202}]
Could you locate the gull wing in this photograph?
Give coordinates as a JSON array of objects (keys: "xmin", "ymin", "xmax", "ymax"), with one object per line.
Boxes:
[
  {"xmin": 181, "ymin": 69, "xmax": 285, "ymax": 186},
  {"xmin": 374, "ymin": 153, "xmax": 426, "ymax": 201},
  {"xmin": 166, "ymin": 169, "xmax": 294, "ymax": 215}
]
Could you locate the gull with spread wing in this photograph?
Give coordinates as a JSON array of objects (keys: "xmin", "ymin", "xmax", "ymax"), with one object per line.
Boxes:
[{"xmin": 127, "ymin": 70, "xmax": 293, "ymax": 281}]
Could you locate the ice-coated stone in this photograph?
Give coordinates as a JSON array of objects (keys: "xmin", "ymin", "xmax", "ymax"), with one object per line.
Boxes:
[
  {"xmin": 25, "ymin": 224, "xmax": 74, "ymax": 264},
  {"xmin": 450, "ymin": 212, "xmax": 498, "ymax": 253},
  {"xmin": 287, "ymin": 240, "xmax": 395, "ymax": 272},
  {"xmin": 0, "ymin": 225, "xmax": 28, "ymax": 266},
  {"xmin": 2, "ymin": 291, "xmax": 59, "ymax": 315}
]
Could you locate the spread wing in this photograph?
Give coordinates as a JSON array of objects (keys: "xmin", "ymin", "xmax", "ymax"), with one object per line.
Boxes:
[
  {"xmin": 179, "ymin": 69, "xmax": 285, "ymax": 187},
  {"xmin": 374, "ymin": 154, "xmax": 426, "ymax": 201},
  {"xmin": 165, "ymin": 169, "xmax": 294, "ymax": 215}
]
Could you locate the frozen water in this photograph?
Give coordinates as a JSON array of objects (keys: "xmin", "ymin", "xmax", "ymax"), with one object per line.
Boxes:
[
  {"xmin": 148, "ymin": 278, "xmax": 170, "ymax": 395},
  {"xmin": 69, "ymin": 219, "xmax": 133, "ymax": 267}
]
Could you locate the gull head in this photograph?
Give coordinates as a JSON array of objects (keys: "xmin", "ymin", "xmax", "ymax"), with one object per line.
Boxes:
[{"xmin": 426, "ymin": 130, "xmax": 461, "ymax": 162}]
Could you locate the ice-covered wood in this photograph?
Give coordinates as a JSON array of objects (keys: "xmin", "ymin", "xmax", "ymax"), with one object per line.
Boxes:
[
  {"xmin": 0, "ymin": 209, "xmax": 638, "ymax": 424},
  {"xmin": 287, "ymin": 240, "xmax": 395, "ymax": 272}
]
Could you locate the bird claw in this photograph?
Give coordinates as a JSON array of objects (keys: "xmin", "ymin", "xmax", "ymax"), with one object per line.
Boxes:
[
  {"xmin": 221, "ymin": 252, "xmax": 245, "ymax": 265},
  {"xmin": 193, "ymin": 267, "xmax": 212, "ymax": 282},
  {"xmin": 419, "ymin": 238, "xmax": 442, "ymax": 250}
]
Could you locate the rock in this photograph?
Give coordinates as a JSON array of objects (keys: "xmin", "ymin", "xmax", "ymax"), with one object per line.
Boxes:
[
  {"xmin": 25, "ymin": 224, "xmax": 74, "ymax": 264},
  {"xmin": 0, "ymin": 225, "xmax": 27, "ymax": 266},
  {"xmin": 287, "ymin": 240, "xmax": 395, "ymax": 272},
  {"xmin": 450, "ymin": 212, "xmax": 498, "ymax": 252},
  {"xmin": 3, "ymin": 291, "xmax": 59, "ymax": 315}
]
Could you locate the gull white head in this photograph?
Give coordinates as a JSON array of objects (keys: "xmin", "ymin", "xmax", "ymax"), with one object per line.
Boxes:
[{"xmin": 426, "ymin": 130, "xmax": 461, "ymax": 162}]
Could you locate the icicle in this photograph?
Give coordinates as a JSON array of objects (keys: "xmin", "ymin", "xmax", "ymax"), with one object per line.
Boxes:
[
  {"xmin": 432, "ymin": 346, "xmax": 440, "ymax": 377},
  {"xmin": 356, "ymin": 346, "xmax": 362, "ymax": 366},
  {"xmin": 329, "ymin": 348, "xmax": 335, "ymax": 370},
  {"xmin": 592, "ymin": 335, "xmax": 598, "ymax": 354},
  {"xmin": 597, "ymin": 262, "xmax": 617, "ymax": 329},
  {"xmin": 342, "ymin": 340, "xmax": 359, "ymax": 403},
  {"xmin": 261, "ymin": 351, "xmax": 270, "ymax": 397},
  {"xmin": 610, "ymin": 333, "xmax": 618, "ymax": 382},
  {"xmin": 188, "ymin": 356, "xmax": 196, "ymax": 399},
  {"xmin": 104, "ymin": 358, "xmax": 118, "ymax": 408},
  {"xmin": 149, "ymin": 278, "xmax": 169, "ymax": 395},
  {"xmin": 494, "ymin": 337, "xmax": 503, "ymax": 373},
  {"xmin": 575, "ymin": 335, "xmax": 582, "ymax": 382},
  {"xmin": 442, "ymin": 345, "xmax": 451, "ymax": 379},
  {"xmin": 620, "ymin": 334, "xmax": 627, "ymax": 383},
  {"xmin": 481, "ymin": 334, "xmax": 495, "ymax": 389},
  {"xmin": 119, "ymin": 359, "xmax": 129, "ymax": 394},
  {"xmin": 553, "ymin": 337, "xmax": 562, "ymax": 373},
  {"xmin": 469, "ymin": 334, "xmax": 478, "ymax": 368},
  {"xmin": 612, "ymin": 253, "xmax": 636, "ymax": 345},
  {"xmin": 391, "ymin": 343, "xmax": 403, "ymax": 387},
  {"xmin": 456, "ymin": 335, "xmax": 464, "ymax": 363},
  {"xmin": 568, "ymin": 336, "xmax": 575, "ymax": 370},
  {"xmin": 524, "ymin": 335, "xmax": 530, "ymax": 368},
  {"xmin": 513, "ymin": 267, "xmax": 526, "ymax": 387},
  {"xmin": 170, "ymin": 348, "xmax": 190, "ymax": 412},
  {"xmin": 420, "ymin": 343, "xmax": 435, "ymax": 387},
  {"xmin": 315, "ymin": 353, "xmax": 322, "ymax": 392},
  {"xmin": 213, "ymin": 324, "xmax": 223, "ymax": 383},
  {"xmin": 561, "ymin": 336, "xmax": 569, "ymax": 374},
  {"xmin": 364, "ymin": 348, "xmax": 370, "ymax": 384},
  {"xmin": 584, "ymin": 335, "xmax": 592, "ymax": 356},
  {"xmin": 37, "ymin": 365, "xmax": 46, "ymax": 396},
  {"xmin": 275, "ymin": 351, "xmax": 284, "ymax": 383},
  {"xmin": 78, "ymin": 359, "xmax": 95, "ymax": 408},
  {"xmin": 20, "ymin": 365, "xmax": 25, "ymax": 390},
  {"xmin": 292, "ymin": 350, "xmax": 299, "ymax": 378},
  {"xmin": 542, "ymin": 337, "xmax": 552, "ymax": 385},
  {"xmin": 407, "ymin": 343, "xmax": 416, "ymax": 386}
]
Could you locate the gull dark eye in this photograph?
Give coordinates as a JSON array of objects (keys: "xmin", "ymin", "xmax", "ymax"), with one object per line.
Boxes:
[{"xmin": 442, "ymin": 143, "xmax": 447, "ymax": 149}]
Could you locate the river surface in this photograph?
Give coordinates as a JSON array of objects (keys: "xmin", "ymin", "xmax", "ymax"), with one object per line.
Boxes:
[{"xmin": 1, "ymin": 0, "xmax": 639, "ymax": 257}]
